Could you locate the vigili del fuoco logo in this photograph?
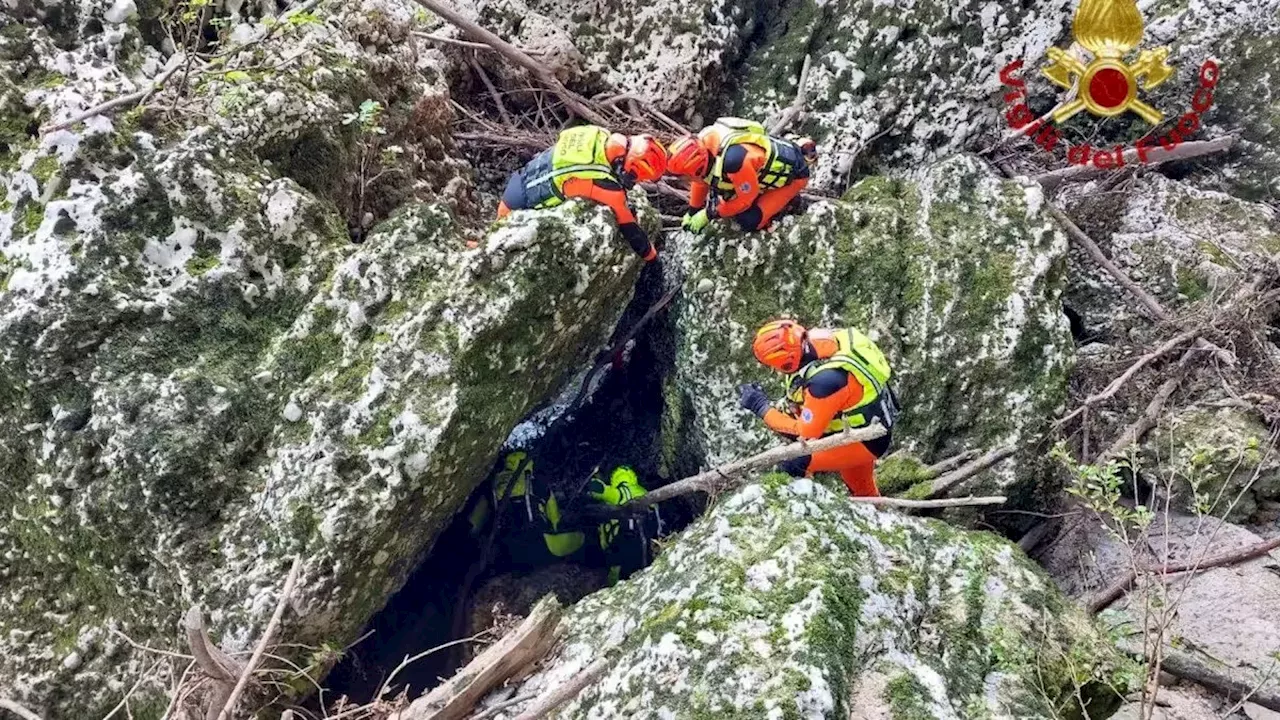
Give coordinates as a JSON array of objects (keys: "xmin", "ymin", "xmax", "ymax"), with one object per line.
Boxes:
[{"xmin": 998, "ymin": 0, "xmax": 1221, "ymax": 169}]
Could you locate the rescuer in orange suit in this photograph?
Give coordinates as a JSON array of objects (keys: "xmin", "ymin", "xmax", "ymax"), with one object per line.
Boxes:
[
  {"xmin": 738, "ymin": 320, "xmax": 899, "ymax": 497},
  {"xmin": 496, "ymin": 125, "xmax": 667, "ymax": 262},
  {"xmin": 666, "ymin": 117, "xmax": 816, "ymax": 233}
]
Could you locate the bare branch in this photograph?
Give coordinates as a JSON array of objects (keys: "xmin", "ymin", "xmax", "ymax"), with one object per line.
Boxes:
[
  {"xmin": 378, "ymin": 631, "xmax": 492, "ymax": 700},
  {"xmin": 469, "ymin": 55, "xmax": 513, "ymax": 127},
  {"xmin": 414, "ymin": 31, "xmax": 547, "ymax": 55},
  {"xmin": 851, "ymin": 495, "xmax": 1007, "ymax": 509},
  {"xmin": 928, "ymin": 443, "xmax": 1019, "ymax": 498},
  {"xmin": 392, "ymin": 597, "xmax": 562, "ymax": 720},
  {"xmin": 0, "ymin": 699, "xmax": 46, "ymax": 720},
  {"xmin": 1097, "ymin": 347, "xmax": 1198, "ymax": 462},
  {"xmin": 511, "ymin": 655, "xmax": 612, "ymax": 720},
  {"xmin": 41, "ymin": 58, "xmax": 184, "ymax": 135},
  {"xmin": 1087, "ymin": 534, "xmax": 1280, "ymax": 613},
  {"xmin": 921, "ymin": 449, "xmax": 980, "ymax": 477},
  {"xmin": 769, "ymin": 54, "xmax": 812, "ymax": 135},
  {"xmin": 633, "ymin": 423, "xmax": 887, "ymax": 508},
  {"xmin": 183, "ymin": 607, "xmax": 240, "ymax": 684},
  {"xmin": 406, "ymin": 0, "xmax": 609, "ymax": 125},
  {"xmin": 1036, "ymin": 136, "xmax": 1237, "ymax": 191},
  {"xmin": 214, "ymin": 556, "xmax": 304, "ymax": 720},
  {"xmin": 1055, "ymin": 327, "xmax": 1202, "ymax": 428}
]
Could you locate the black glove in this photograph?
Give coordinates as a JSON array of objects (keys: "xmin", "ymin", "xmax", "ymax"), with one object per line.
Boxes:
[{"xmin": 737, "ymin": 383, "xmax": 770, "ymax": 417}]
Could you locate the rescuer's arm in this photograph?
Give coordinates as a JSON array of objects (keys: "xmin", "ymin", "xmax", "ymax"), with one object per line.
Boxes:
[
  {"xmin": 792, "ymin": 369, "xmax": 863, "ymax": 440},
  {"xmin": 689, "ymin": 179, "xmax": 710, "ymax": 210},
  {"xmin": 712, "ymin": 145, "xmax": 762, "ymax": 218}
]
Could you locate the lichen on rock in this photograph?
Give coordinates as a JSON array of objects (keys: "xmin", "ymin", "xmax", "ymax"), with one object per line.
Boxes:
[
  {"xmin": 666, "ymin": 155, "xmax": 1072, "ymax": 505},
  {"xmin": 506, "ymin": 475, "xmax": 1130, "ymax": 718}
]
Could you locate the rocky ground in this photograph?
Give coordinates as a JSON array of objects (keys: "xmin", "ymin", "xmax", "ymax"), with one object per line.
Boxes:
[{"xmin": 1, "ymin": 0, "xmax": 1279, "ymax": 717}]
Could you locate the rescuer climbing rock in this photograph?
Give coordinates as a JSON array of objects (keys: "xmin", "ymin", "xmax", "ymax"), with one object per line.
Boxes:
[
  {"xmin": 666, "ymin": 117, "xmax": 817, "ymax": 233},
  {"xmin": 497, "ymin": 125, "xmax": 668, "ymax": 261},
  {"xmin": 740, "ymin": 320, "xmax": 899, "ymax": 497}
]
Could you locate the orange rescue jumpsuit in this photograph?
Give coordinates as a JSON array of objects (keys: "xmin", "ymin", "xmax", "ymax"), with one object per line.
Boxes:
[
  {"xmin": 498, "ymin": 177, "xmax": 656, "ymax": 261},
  {"xmin": 759, "ymin": 331, "xmax": 888, "ymax": 497},
  {"xmin": 689, "ymin": 143, "xmax": 809, "ymax": 231}
]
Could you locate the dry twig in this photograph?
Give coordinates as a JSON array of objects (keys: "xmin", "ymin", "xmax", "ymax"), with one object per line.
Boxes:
[
  {"xmin": 213, "ymin": 556, "xmax": 304, "ymax": 720},
  {"xmin": 469, "ymin": 55, "xmax": 513, "ymax": 127},
  {"xmin": 851, "ymin": 495, "xmax": 1007, "ymax": 509},
  {"xmin": 406, "ymin": 0, "xmax": 608, "ymax": 125},
  {"xmin": 928, "ymin": 443, "xmax": 1018, "ymax": 498},
  {"xmin": 1087, "ymin": 535, "xmax": 1280, "ymax": 613},
  {"xmin": 41, "ymin": 59, "xmax": 185, "ymax": 135}
]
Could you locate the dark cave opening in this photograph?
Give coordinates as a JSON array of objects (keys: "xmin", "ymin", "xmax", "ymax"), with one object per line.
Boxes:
[{"xmin": 322, "ymin": 264, "xmax": 704, "ymax": 706}]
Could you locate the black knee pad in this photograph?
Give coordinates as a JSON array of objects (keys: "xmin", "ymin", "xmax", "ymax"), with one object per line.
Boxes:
[
  {"xmin": 735, "ymin": 207, "xmax": 763, "ymax": 231},
  {"xmin": 778, "ymin": 455, "xmax": 810, "ymax": 477}
]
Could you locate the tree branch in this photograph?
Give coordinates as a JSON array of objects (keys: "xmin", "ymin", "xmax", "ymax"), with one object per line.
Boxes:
[
  {"xmin": 922, "ymin": 449, "xmax": 980, "ymax": 477},
  {"xmin": 928, "ymin": 443, "xmax": 1019, "ymax": 498},
  {"xmin": 851, "ymin": 495, "xmax": 1007, "ymax": 509},
  {"xmin": 769, "ymin": 54, "xmax": 812, "ymax": 135},
  {"xmin": 406, "ymin": 0, "xmax": 609, "ymax": 125},
  {"xmin": 633, "ymin": 423, "xmax": 887, "ymax": 508},
  {"xmin": 0, "ymin": 699, "xmax": 45, "ymax": 720},
  {"xmin": 183, "ymin": 607, "xmax": 241, "ymax": 684},
  {"xmin": 1097, "ymin": 347, "xmax": 1198, "ymax": 462},
  {"xmin": 469, "ymin": 55, "xmax": 512, "ymax": 126},
  {"xmin": 1035, "ymin": 136, "xmax": 1237, "ymax": 191},
  {"xmin": 1087, "ymin": 534, "xmax": 1280, "ymax": 614},
  {"xmin": 213, "ymin": 556, "xmax": 303, "ymax": 720},
  {"xmin": 510, "ymin": 655, "xmax": 612, "ymax": 720},
  {"xmin": 1139, "ymin": 644, "xmax": 1280, "ymax": 713},
  {"xmin": 1055, "ymin": 327, "xmax": 1202, "ymax": 428},
  {"xmin": 41, "ymin": 58, "xmax": 184, "ymax": 135}
]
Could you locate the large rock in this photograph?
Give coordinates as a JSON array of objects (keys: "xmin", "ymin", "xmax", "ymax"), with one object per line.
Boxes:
[
  {"xmin": 495, "ymin": 474, "xmax": 1129, "ymax": 718},
  {"xmin": 666, "ymin": 155, "xmax": 1072, "ymax": 505},
  {"xmin": 1062, "ymin": 174, "xmax": 1280, "ymax": 339},
  {"xmin": 727, "ymin": 0, "xmax": 1280, "ymax": 193},
  {"xmin": 1142, "ymin": 405, "xmax": 1280, "ymax": 522},
  {"xmin": 0, "ymin": 0, "xmax": 652, "ymax": 714}
]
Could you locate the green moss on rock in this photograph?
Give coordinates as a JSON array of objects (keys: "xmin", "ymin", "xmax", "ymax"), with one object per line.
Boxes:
[
  {"xmin": 667, "ymin": 156, "xmax": 1072, "ymax": 506},
  {"xmin": 509, "ymin": 476, "xmax": 1127, "ymax": 718}
]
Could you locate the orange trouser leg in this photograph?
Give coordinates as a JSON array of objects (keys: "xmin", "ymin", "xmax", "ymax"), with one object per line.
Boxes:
[
  {"xmin": 805, "ymin": 441, "xmax": 881, "ymax": 497},
  {"xmin": 753, "ymin": 178, "xmax": 808, "ymax": 229},
  {"xmin": 497, "ymin": 200, "xmax": 511, "ymax": 218}
]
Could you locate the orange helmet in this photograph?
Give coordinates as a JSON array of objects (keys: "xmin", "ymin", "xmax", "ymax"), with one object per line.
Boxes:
[
  {"xmin": 752, "ymin": 319, "xmax": 807, "ymax": 373},
  {"xmin": 667, "ymin": 135, "xmax": 712, "ymax": 178},
  {"xmin": 605, "ymin": 133, "xmax": 668, "ymax": 183}
]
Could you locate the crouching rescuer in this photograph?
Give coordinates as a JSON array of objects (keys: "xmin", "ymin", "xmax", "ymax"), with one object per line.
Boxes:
[
  {"xmin": 666, "ymin": 117, "xmax": 817, "ymax": 233},
  {"xmin": 738, "ymin": 320, "xmax": 899, "ymax": 497},
  {"xmin": 496, "ymin": 125, "xmax": 668, "ymax": 262}
]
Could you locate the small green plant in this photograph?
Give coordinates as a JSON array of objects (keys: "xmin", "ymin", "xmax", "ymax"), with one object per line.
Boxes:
[{"xmin": 342, "ymin": 99, "xmax": 407, "ymax": 239}]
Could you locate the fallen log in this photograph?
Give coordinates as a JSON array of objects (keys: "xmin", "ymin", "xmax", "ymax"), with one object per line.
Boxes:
[
  {"xmin": 392, "ymin": 597, "xmax": 563, "ymax": 720},
  {"xmin": 1086, "ymin": 535, "xmax": 1280, "ymax": 613},
  {"xmin": 1118, "ymin": 640, "xmax": 1280, "ymax": 712},
  {"xmin": 632, "ymin": 423, "xmax": 887, "ymax": 508},
  {"xmin": 407, "ymin": 0, "xmax": 608, "ymax": 126},
  {"xmin": 1035, "ymin": 136, "xmax": 1236, "ymax": 191}
]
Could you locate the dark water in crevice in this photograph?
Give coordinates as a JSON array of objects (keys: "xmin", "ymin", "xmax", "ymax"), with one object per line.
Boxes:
[{"xmin": 322, "ymin": 265, "xmax": 703, "ymax": 706}]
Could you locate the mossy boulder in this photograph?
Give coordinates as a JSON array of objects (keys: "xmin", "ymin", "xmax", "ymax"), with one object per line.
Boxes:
[
  {"xmin": 1141, "ymin": 406, "xmax": 1280, "ymax": 522},
  {"xmin": 725, "ymin": 0, "xmax": 1279, "ymax": 193},
  {"xmin": 500, "ymin": 475, "xmax": 1131, "ymax": 718},
  {"xmin": 665, "ymin": 155, "xmax": 1072, "ymax": 506}
]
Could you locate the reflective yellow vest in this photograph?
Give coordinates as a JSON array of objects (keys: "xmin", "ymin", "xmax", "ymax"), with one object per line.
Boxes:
[
  {"xmin": 707, "ymin": 117, "xmax": 801, "ymax": 192},
  {"xmin": 472, "ymin": 452, "xmax": 585, "ymax": 557},
  {"xmin": 786, "ymin": 328, "xmax": 894, "ymax": 433},
  {"xmin": 523, "ymin": 126, "xmax": 617, "ymax": 208}
]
